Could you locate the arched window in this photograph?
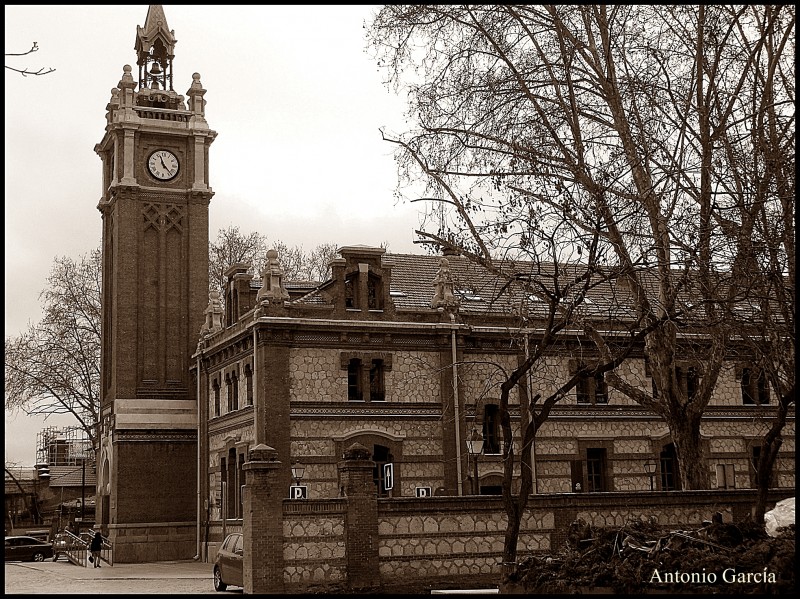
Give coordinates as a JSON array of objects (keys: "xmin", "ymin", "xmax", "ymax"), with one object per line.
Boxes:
[
  {"xmin": 244, "ymin": 364, "xmax": 253, "ymax": 406},
  {"xmin": 230, "ymin": 371, "xmax": 239, "ymax": 412},
  {"xmin": 212, "ymin": 379, "xmax": 220, "ymax": 417}
]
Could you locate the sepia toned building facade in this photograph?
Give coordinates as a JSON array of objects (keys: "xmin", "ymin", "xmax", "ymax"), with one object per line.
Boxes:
[
  {"xmin": 193, "ymin": 245, "xmax": 795, "ymax": 546},
  {"xmin": 95, "ymin": 7, "xmax": 793, "ymax": 568}
]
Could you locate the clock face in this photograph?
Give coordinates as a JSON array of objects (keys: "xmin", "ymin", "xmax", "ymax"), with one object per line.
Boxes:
[{"xmin": 147, "ymin": 150, "xmax": 179, "ymax": 181}]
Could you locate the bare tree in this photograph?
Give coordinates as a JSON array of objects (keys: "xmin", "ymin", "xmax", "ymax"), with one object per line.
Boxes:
[
  {"xmin": 4, "ymin": 249, "xmax": 101, "ymax": 446},
  {"xmin": 304, "ymin": 242, "xmax": 339, "ymax": 281},
  {"xmin": 208, "ymin": 225, "xmax": 268, "ymax": 297},
  {"xmin": 368, "ymin": 3, "xmax": 794, "ymax": 490},
  {"xmin": 210, "ymin": 226, "xmax": 341, "ymax": 299},
  {"xmin": 5, "ymin": 42, "xmax": 55, "ymax": 76},
  {"xmin": 368, "ymin": 3, "xmax": 794, "ymax": 561}
]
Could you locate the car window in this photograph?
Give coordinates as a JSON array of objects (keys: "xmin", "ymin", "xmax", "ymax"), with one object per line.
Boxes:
[{"xmin": 233, "ymin": 535, "xmax": 243, "ymax": 554}]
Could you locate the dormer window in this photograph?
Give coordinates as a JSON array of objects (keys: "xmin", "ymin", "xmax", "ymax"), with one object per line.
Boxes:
[
  {"xmin": 345, "ymin": 276, "xmax": 358, "ymax": 309},
  {"xmin": 367, "ymin": 273, "xmax": 383, "ymax": 310}
]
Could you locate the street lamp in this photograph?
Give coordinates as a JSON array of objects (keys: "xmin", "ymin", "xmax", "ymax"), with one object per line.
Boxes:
[
  {"xmin": 291, "ymin": 462, "xmax": 305, "ymax": 487},
  {"xmin": 465, "ymin": 430, "xmax": 484, "ymax": 495},
  {"xmin": 644, "ymin": 459, "xmax": 657, "ymax": 491}
]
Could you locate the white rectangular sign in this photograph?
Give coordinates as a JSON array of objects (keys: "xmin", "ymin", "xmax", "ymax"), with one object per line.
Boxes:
[{"xmin": 383, "ymin": 463, "xmax": 394, "ymax": 490}]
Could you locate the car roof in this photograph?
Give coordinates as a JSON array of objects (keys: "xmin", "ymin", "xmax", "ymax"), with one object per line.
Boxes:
[{"xmin": 5, "ymin": 536, "xmax": 47, "ymax": 542}]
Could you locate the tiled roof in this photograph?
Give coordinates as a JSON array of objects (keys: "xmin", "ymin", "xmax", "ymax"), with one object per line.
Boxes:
[
  {"xmin": 290, "ymin": 252, "xmax": 641, "ymax": 321},
  {"xmin": 45, "ymin": 465, "xmax": 97, "ymax": 488},
  {"xmin": 255, "ymin": 250, "xmax": 765, "ymax": 323}
]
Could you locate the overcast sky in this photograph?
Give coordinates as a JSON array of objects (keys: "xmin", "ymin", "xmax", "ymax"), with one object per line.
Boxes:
[{"xmin": 5, "ymin": 5, "xmax": 425, "ymax": 466}]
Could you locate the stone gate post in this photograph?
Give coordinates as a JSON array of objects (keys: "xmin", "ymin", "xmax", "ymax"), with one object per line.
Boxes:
[
  {"xmin": 338, "ymin": 442, "xmax": 380, "ymax": 591},
  {"xmin": 242, "ymin": 443, "xmax": 284, "ymax": 594}
]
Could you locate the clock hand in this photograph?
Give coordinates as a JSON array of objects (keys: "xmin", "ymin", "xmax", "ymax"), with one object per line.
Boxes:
[{"xmin": 160, "ymin": 155, "xmax": 168, "ymax": 170}]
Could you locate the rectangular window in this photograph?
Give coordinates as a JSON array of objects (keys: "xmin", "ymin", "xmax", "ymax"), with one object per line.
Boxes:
[
  {"xmin": 742, "ymin": 368, "xmax": 770, "ymax": 405},
  {"xmin": 594, "ymin": 374, "xmax": 608, "ymax": 404},
  {"xmin": 715, "ymin": 464, "xmax": 735, "ymax": 489},
  {"xmin": 676, "ymin": 366, "xmax": 699, "ymax": 399},
  {"xmin": 213, "ymin": 380, "xmax": 220, "ymax": 417},
  {"xmin": 348, "ymin": 358, "xmax": 362, "ymax": 401},
  {"xmin": 576, "ymin": 369, "xmax": 608, "ymax": 405},
  {"xmin": 586, "ymin": 448, "xmax": 607, "ymax": 492},
  {"xmin": 576, "ymin": 374, "xmax": 591, "ymax": 404},
  {"xmin": 483, "ymin": 404, "xmax": 501, "ymax": 454},
  {"xmin": 660, "ymin": 450, "xmax": 678, "ymax": 491},
  {"xmin": 370, "ymin": 359, "xmax": 385, "ymax": 401}
]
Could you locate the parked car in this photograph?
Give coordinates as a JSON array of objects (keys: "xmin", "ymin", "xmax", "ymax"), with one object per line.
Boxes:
[
  {"xmin": 213, "ymin": 532, "xmax": 243, "ymax": 591},
  {"xmin": 5, "ymin": 536, "xmax": 54, "ymax": 562}
]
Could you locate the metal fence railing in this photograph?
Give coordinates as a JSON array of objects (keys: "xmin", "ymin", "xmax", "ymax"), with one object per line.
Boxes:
[{"xmin": 54, "ymin": 530, "xmax": 113, "ymax": 567}]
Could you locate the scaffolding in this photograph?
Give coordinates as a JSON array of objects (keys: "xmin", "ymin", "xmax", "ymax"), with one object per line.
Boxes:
[{"xmin": 35, "ymin": 426, "xmax": 93, "ymax": 467}]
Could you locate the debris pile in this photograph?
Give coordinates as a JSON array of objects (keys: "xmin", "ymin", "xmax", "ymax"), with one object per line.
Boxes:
[{"xmin": 509, "ymin": 516, "xmax": 795, "ymax": 595}]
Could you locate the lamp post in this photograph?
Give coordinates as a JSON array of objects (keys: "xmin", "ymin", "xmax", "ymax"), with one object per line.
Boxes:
[
  {"xmin": 644, "ymin": 459, "xmax": 657, "ymax": 491},
  {"xmin": 291, "ymin": 462, "xmax": 305, "ymax": 487},
  {"xmin": 465, "ymin": 430, "xmax": 484, "ymax": 495}
]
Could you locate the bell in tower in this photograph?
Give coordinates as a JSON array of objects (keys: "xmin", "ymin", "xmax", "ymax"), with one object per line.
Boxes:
[{"xmin": 135, "ymin": 5, "xmax": 176, "ymax": 92}]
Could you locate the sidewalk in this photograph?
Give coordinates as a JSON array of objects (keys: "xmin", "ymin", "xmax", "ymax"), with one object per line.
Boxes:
[
  {"xmin": 17, "ymin": 559, "xmax": 211, "ymax": 579},
  {"xmin": 5, "ymin": 559, "xmax": 217, "ymax": 594}
]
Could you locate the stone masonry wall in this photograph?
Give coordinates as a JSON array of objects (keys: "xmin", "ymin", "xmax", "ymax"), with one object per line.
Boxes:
[
  {"xmin": 275, "ymin": 489, "xmax": 789, "ymax": 592},
  {"xmin": 283, "ymin": 512, "xmax": 347, "ymax": 585},
  {"xmin": 288, "ymin": 348, "xmax": 441, "ymax": 403}
]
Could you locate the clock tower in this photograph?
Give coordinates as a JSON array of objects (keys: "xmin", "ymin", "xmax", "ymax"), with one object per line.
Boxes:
[{"xmin": 95, "ymin": 5, "xmax": 215, "ymax": 562}]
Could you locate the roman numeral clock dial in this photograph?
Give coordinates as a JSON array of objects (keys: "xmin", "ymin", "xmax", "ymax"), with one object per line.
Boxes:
[{"xmin": 147, "ymin": 150, "xmax": 180, "ymax": 181}]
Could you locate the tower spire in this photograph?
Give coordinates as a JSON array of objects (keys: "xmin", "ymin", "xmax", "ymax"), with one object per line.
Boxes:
[{"xmin": 135, "ymin": 5, "xmax": 177, "ymax": 91}]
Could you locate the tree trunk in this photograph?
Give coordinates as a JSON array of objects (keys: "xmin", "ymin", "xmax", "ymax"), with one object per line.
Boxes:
[
  {"xmin": 667, "ymin": 412, "xmax": 710, "ymax": 490},
  {"xmin": 502, "ymin": 505, "xmax": 521, "ymax": 575}
]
